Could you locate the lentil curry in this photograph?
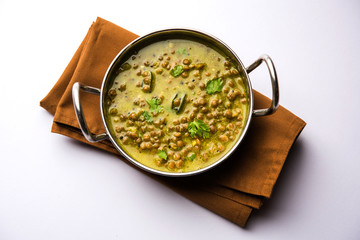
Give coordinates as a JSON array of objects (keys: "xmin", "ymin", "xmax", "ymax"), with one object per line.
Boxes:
[{"xmin": 105, "ymin": 39, "xmax": 249, "ymax": 173}]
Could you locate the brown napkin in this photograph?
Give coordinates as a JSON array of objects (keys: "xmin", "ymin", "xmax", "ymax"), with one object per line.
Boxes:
[{"xmin": 40, "ymin": 17, "xmax": 306, "ymax": 227}]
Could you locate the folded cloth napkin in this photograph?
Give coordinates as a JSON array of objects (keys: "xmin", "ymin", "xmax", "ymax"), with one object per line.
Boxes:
[{"xmin": 40, "ymin": 17, "xmax": 306, "ymax": 227}]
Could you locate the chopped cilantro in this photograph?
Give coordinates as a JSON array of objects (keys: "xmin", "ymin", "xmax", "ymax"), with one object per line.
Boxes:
[
  {"xmin": 170, "ymin": 65, "xmax": 184, "ymax": 77},
  {"xmin": 158, "ymin": 150, "xmax": 168, "ymax": 160},
  {"xmin": 146, "ymin": 97, "xmax": 163, "ymax": 113},
  {"xmin": 188, "ymin": 119, "xmax": 210, "ymax": 139},
  {"xmin": 188, "ymin": 153, "xmax": 196, "ymax": 161},
  {"xmin": 206, "ymin": 78, "xmax": 224, "ymax": 94},
  {"xmin": 177, "ymin": 48, "xmax": 186, "ymax": 54},
  {"xmin": 142, "ymin": 111, "xmax": 153, "ymax": 122}
]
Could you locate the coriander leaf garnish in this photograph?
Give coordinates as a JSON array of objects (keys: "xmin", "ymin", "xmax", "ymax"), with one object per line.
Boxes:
[
  {"xmin": 142, "ymin": 111, "xmax": 153, "ymax": 122},
  {"xmin": 146, "ymin": 97, "xmax": 163, "ymax": 113},
  {"xmin": 188, "ymin": 153, "xmax": 196, "ymax": 161},
  {"xmin": 188, "ymin": 119, "xmax": 210, "ymax": 139},
  {"xmin": 177, "ymin": 48, "xmax": 186, "ymax": 54},
  {"xmin": 206, "ymin": 78, "xmax": 224, "ymax": 94},
  {"xmin": 158, "ymin": 150, "xmax": 168, "ymax": 160},
  {"xmin": 170, "ymin": 65, "xmax": 184, "ymax": 77}
]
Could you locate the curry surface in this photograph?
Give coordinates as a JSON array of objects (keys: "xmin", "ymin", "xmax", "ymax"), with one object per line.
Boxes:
[{"xmin": 105, "ymin": 39, "xmax": 249, "ymax": 173}]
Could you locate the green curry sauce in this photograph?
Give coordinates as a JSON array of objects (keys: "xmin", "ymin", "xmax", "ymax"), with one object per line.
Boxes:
[{"xmin": 105, "ymin": 39, "xmax": 249, "ymax": 173}]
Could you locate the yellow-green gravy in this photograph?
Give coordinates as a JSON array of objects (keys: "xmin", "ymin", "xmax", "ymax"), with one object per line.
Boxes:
[{"xmin": 105, "ymin": 39, "xmax": 249, "ymax": 173}]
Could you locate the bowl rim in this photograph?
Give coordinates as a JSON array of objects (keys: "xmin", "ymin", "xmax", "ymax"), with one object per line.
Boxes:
[{"xmin": 99, "ymin": 28, "xmax": 254, "ymax": 177}]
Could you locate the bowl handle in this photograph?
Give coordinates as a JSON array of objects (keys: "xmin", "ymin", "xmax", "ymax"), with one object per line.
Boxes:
[
  {"xmin": 72, "ymin": 82, "xmax": 108, "ymax": 142},
  {"xmin": 246, "ymin": 54, "xmax": 279, "ymax": 117}
]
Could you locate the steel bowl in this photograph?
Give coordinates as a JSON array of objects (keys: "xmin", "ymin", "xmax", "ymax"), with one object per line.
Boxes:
[{"xmin": 72, "ymin": 28, "xmax": 279, "ymax": 177}]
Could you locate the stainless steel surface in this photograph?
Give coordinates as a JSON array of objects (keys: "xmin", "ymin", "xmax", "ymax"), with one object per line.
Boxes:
[
  {"xmin": 72, "ymin": 82, "xmax": 108, "ymax": 142},
  {"xmin": 246, "ymin": 55, "xmax": 280, "ymax": 117},
  {"xmin": 72, "ymin": 28, "xmax": 280, "ymax": 177}
]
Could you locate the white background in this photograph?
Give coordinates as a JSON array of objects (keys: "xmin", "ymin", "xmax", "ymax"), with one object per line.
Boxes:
[{"xmin": 1, "ymin": 0, "xmax": 360, "ymax": 239}]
